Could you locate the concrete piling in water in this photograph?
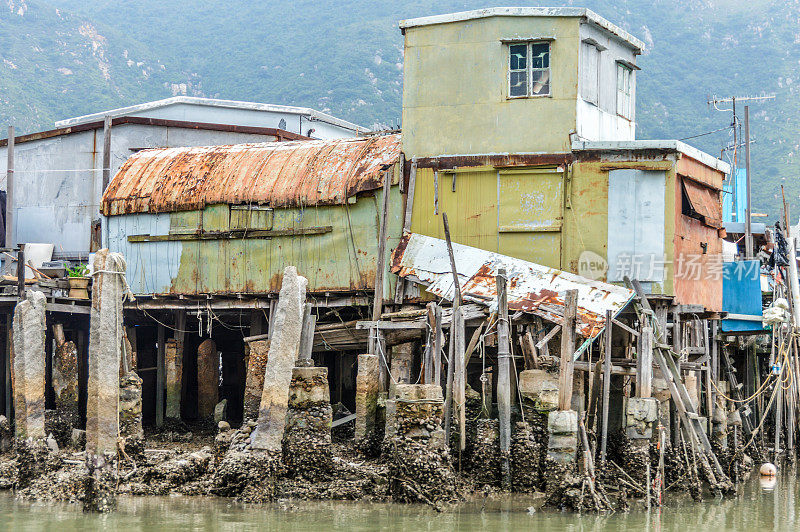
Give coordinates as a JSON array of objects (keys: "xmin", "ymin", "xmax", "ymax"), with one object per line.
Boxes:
[
  {"xmin": 545, "ymin": 409, "xmax": 578, "ymax": 504},
  {"xmin": 355, "ymin": 354, "xmax": 380, "ymax": 447},
  {"xmin": 12, "ymin": 290, "xmax": 47, "ymax": 441},
  {"xmin": 623, "ymin": 397, "xmax": 659, "ymax": 491},
  {"xmin": 283, "ymin": 366, "xmax": 333, "ymax": 479},
  {"xmin": 165, "ymin": 338, "xmax": 182, "ymax": 422},
  {"xmin": 242, "ymin": 339, "xmax": 268, "ymax": 422},
  {"xmin": 51, "ymin": 324, "xmax": 79, "ymax": 447},
  {"xmin": 213, "ymin": 266, "xmax": 307, "ymax": 503},
  {"xmin": 119, "ymin": 372, "xmax": 144, "ymax": 457},
  {"xmin": 197, "ymin": 339, "xmax": 220, "ymax": 421},
  {"xmin": 250, "ymin": 266, "xmax": 307, "ymax": 452},
  {"xmin": 386, "ymin": 383, "xmax": 457, "ymax": 505},
  {"xmin": 84, "ymin": 249, "xmax": 126, "ymax": 512}
]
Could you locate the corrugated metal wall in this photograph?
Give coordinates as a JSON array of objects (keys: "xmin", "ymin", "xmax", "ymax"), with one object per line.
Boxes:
[{"xmin": 107, "ymin": 185, "xmax": 402, "ymax": 297}]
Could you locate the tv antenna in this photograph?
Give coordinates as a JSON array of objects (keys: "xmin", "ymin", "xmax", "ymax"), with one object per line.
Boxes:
[{"xmin": 707, "ymin": 93, "xmax": 775, "ymax": 259}]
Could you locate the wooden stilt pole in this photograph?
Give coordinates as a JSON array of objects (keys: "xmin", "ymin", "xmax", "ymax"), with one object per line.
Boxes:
[
  {"xmin": 441, "ymin": 213, "xmax": 462, "ymax": 444},
  {"xmin": 600, "ymin": 309, "xmax": 613, "ymax": 463},
  {"xmin": 496, "ymin": 268, "xmax": 512, "ymax": 489},
  {"xmin": 557, "ymin": 290, "xmax": 578, "ymax": 411},
  {"xmin": 156, "ymin": 323, "xmax": 165, "ymax": 428}
]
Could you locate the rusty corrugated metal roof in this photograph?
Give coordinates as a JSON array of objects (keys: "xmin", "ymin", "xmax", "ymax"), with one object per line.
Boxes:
[
  {"xmin": 101, "ymin": 133, "xmax": 401, "ymax": 215},
  {"xmin": 391, "ymin": 232, "xmax": 635, "ymax": 338}
]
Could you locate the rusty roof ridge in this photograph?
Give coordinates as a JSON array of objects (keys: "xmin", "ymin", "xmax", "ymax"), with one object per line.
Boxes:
[{"xmin": 341, "ymin": 135, "xmax": 381, "ymax": 201}]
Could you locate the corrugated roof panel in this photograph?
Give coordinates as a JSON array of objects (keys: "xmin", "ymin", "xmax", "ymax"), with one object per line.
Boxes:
[
  {"xmin": 102, "ymin": 134, "xmax": 401, "ymax": 215},
  {"xmin": 391, "ymin": 232, "xmax": 635, "ymax": 338}
]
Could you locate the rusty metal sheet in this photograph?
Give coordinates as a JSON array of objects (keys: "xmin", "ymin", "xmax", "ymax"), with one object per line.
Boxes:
[
  {"xmin": 101, "ymin": 134, "xmax": 401, "ymax": 215},
  {"xmin": 682, "ymin": 177, "xmax": 722, "ymax": 229},
  {"xmin": 391, "ymin": 232, "xmax": 634, "ymax": 338}
]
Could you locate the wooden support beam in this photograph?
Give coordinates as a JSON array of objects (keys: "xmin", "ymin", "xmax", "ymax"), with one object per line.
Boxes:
[
  {"xmin": 611, "ymin": 318, "xmax": 640, "ymax": 338},
  {"xmin": 434, "ymin": 304, "xmax": 443, "ymax": 385},
  {"xmin": 369, "ymin": 170, "xmax": 392, "ymax": 392},
  {"xmin": 394, "ymin": 159, "xmax": 417, "ymax": 304},
  {"xmin": 442, "ymin": 212, "xmax": 461, "ymax": 445},
  {"xmin": 127, "ymin": 226, "xmax": 332, "ymax": 242},
  {"xmin": 637, "ymin": 326, "xmax": 653, "ymax": 398},
  {"xmin": 628, "ymin": 278, "xmax": 729, "ymax": 484},
  {"xmin": 496, "ymin": 268, "xmax": 512, "ymax": 489},
  {"xmin": 156, "ymin": 323, "xmax": 165, "ymax": 427},
  {"xmin": 453, "ymin": 307, "xmax": 466, "ymax": 452},
  {"xmin": 600, "ymin": 309, "xmax": 612, "ymax": 463},
  {"xmin": 520, "ymin": 330, "xmax": 538, "ymax": 370},
  {"xmin": 557, "ymin": 290, "xmax": 578, "ymax": 411},
  {"xmin": 535, "ymin": 324, "xmax": 560, "ymax": 351},
  {"xmin": 356, "ymin": 321, "xmax": 428, "ymax": 330}
]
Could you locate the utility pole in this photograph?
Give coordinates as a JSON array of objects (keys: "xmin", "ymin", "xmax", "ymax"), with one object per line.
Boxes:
[
  {"xmin": 744, "ymin": 106, "xmax": 753, "ymax": 258},
  {"xmin": 708, "ymin": 93, "xmax": 774, "ymax": 245},
  {"xmin": 5, "ymin": 126, "xmax": 13, "ymax": 249}
]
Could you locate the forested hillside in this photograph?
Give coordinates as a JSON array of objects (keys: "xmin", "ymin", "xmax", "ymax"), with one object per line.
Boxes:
[{"xmin": 2, "ymin": 0, "xmax": 799, "ymax": 218}]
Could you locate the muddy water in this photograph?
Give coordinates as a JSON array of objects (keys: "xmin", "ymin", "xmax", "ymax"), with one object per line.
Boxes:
[{"xmin": 0, "ymin": 472, "xmax": 797, "ymax": 531}]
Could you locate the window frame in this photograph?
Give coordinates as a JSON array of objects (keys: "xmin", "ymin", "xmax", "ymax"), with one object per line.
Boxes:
[
  {"xmin": 507, "ymin": 41, "xmax": 552, "ymax": 99},
  {"xmin": 616, "ymin": 62, "xmax": 634, "ymax": 120},
  {"xmin": 580, "ymin": 41, "xmax": 601, "ymax": 106}
]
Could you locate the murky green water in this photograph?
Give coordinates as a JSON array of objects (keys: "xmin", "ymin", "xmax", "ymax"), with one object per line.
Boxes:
[{"xmin": 0, "ymin": 473, "xmax": 797, "ymax": 531}]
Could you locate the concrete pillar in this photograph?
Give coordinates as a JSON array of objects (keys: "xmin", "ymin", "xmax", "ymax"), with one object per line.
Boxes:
[
  {"xmin": 511, "ymin": 421, "xmax": 540, "ymax": 491},
  {"xmin": 12, "ymin": 290, "xmax": 46, "ymax": 440},
  {"xmin": 385, "ymin": 341, "xmax": 414, "ymax": 437},
  {"xmin": 623, "ymin": 396, "xmax": 658, "ymax": 491},
  {"xmin": 197, "ymin": 339, "xmax": 219, "ymax": 420},
  {"xmin": 546, "ymin": 410, "xmax": 578, "ymax": 464},
  {"xmin": 84, "ymin": 249, "xmax": 126, "ymax": 512},
  {"xmin": 389, "ymin": 342, "xmax": 414, "ymax": 394},
  {"xmin": 685, "ymin": 372, "xmax": 699, "ymax": 411},
  {"xmin": 570, "ymin": 370, "xmax": 585, "ymax": 414},
  {"xmin": 355, "ymin": 354, "xmax": 379, "ymax": 443},
  {"xmin": 119, "ymin": 372, "xmax": 144, "ymax": 456},
  {"xmin": 283, "ymin": 366, "xmax": 332, "ymax": 479},
  {"xmin": 52, "ymin": 329, "xmax": 79, "ymax": 446},
  {"xmin": 386, "ymin": 384, "xmax": 456, "ymax": 503},
  {"xmin": 86, "ymin": 249, "xmax": 125, "ymax": 455},
  {"xmin": 652, "ymin": 373, "xmax": 671, "ymax": 443},
  {"xmin": 519, "ymin": 369, "xmax": 559, "ymax": 440},
  {"xmin": 165, "ymin": 338, "xmax": 182, "ymax": 420},
  {"xmin": 625, "ymin": 397, "xmax": 659, "ymax": 440},
  {"xmin": 243, "ymin": 339, "xmax": 268, "ymax": 421},
  {"xmin": 250, "ymin": 266, "xmax": 306, "ymax": 451},
  {"xmin": 711, "ymin": 384, "xmax": 728, "ymax": 451},
  {"xmin": 472, "ymin": 419, "xmax": 500, "ymax": 485}
]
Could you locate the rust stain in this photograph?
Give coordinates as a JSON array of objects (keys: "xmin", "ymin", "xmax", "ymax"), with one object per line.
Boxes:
[
  {"xmin": 102, "ymin": 134, "xmax": 402, "ymax": 215},
  {"xmin": 392, "ymin": 233, "xmax": 635, "ymax": 339}
]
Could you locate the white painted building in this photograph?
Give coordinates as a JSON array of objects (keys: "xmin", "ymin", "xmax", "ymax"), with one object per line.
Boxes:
[{"xmin": 0, "ymin": 98, "xmax": 366, "ymax": 258}]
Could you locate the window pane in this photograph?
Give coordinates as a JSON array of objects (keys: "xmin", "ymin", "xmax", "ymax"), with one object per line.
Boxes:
[
  {"xmin": 510, "ymin": 70, "xmax": 528, "ymax": 97},
  {"xmin": 530, "ymin": 42, "xmax": 549, "ymax": 69},
  {"xmin": 531, "ymin": 69, "xmax": 550, "ymax": 96},
  {"xmin": 509, "ymin": 44, "xmax": 527, "ymax": 71}
]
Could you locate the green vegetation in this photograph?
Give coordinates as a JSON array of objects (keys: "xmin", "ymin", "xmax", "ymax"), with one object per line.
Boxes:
[
  {"xmin": 2, "ymin": 0, "xmax": 799, "ymax": 220},
  {"xmin": 67, "ymin": 264, "xmax": 89, "ymax": 278}
]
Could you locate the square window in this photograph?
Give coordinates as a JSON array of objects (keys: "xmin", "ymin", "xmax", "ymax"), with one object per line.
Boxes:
[{"xmin": 508, "ymin": 42, "xmax": 550, "ymax": 98}]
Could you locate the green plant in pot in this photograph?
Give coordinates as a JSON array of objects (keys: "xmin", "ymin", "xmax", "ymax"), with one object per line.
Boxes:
[{"xmin": 67, "ymin": 264, "xmax": 90, "ymax": 299}]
